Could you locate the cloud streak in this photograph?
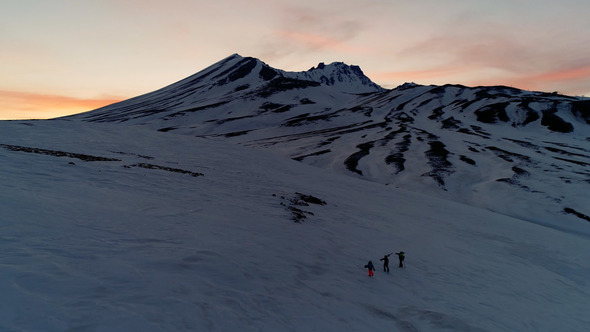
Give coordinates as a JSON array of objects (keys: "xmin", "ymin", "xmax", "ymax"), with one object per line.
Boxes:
[
  {"xmin": 369, "ymin": 67, "xmax": 466, "ymax": 82},
  {"xmin": 274, "ymin": 30, "xmax": 366, "ymax": 55},
  {"xmin": 254, "ymin": 2, "xmax": 371, "ymax": 67},
  {"xmin": 478, "ymin": 64, "xmax": 590, "ymax": 95}
]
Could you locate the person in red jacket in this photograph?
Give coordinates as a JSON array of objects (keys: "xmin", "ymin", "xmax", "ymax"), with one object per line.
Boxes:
[{"xmin": 364, "ymin": 261, "xmax": 376, "ymax": 277}]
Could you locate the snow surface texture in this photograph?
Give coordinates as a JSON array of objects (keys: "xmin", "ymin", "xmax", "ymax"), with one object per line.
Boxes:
[
  {"xmin": 1, "ymin": 120, "xmax": 589, "ymax": 331},
  {"xmin": 3, "ymin": 54, "xmax": 590, "ymax": 331}
]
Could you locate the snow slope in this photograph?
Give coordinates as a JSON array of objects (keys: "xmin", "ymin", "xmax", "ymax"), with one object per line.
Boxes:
[{"xmin": 1, "ymin": 119, "xmax": 589, "ymax": 331}]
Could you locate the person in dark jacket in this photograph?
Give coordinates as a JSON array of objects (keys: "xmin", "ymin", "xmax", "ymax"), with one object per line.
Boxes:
[
  {"xmin": 364, "ymin": 261, "xmax": 376, "ymax": 277},
  {"xmin": 395, "ymin": 251, "xmax": 405, "ymax": 268},
  {"xmin": 380, "ymin": 254, "xmax": 391, "ymax": 272}
]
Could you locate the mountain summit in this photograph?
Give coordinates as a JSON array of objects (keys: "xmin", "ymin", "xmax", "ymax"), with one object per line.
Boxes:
[
  {"xmin": 65, "ymin": 54, "xmax": 590, "ymax": 232},
  {"xmin": 291, "ymin": 61, "xmax": 385, "ymax": 93},
  {"xmin": 69, "ymin": 54, "xmax": 383, "ymax": 123}
]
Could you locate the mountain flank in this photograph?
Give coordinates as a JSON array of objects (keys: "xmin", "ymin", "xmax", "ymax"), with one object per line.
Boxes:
[{"xmin": 63, "ymin": 54, "xmax": 590, "ymax": 232}]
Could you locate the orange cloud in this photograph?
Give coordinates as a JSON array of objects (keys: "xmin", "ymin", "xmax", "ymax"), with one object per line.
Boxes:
[
  {"xmin": 527, "ymin": 65, "xmax": 590, "ymax": 83},
  {"xmin": 469, "ymin": 65, "xmax": 590, "ymax": 94},
  {"xmin": 0, "ymin": 90, "xmax": 123, "ymax": 120}
]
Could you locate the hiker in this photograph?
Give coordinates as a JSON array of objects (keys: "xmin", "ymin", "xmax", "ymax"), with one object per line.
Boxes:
[
  {"xmin": 364, "ymin": 261, "xmax": 376, "ymax": 277},
  {"xmin": 395, "ymin": 251, "xmax": 405, "ymax": 268},
  {"xmin": 380, "ymin": 254, "xmax": 391, "ymax": 272}
]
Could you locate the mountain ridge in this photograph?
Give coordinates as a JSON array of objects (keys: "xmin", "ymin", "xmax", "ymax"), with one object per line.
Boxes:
[{"xmin": 62, "ymin": 54, "xmax": 590, "ymax": 232}]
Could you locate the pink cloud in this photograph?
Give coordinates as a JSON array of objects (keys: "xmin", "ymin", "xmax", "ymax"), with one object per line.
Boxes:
[
  {"xmin": 369, "ymin": 66, "xmax": 469, "ymax": 82},
  {"xmin": 397, "ymin": 33, "xmax": 537, "ymax": 73},
  {"xmin": 527, "ymin": 65, "xmax": 590, "ymax": 83},
  {"xmin": 469, "ymin": 64, "xmax": 590, "ymax": 94},
  {"xmin": 376, "ymin": 30, "xmax": 590, "ymax": 95}
]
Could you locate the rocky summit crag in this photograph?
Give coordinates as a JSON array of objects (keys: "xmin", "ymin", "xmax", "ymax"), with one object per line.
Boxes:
[{"xmin": 64, "ymin": 54, "xmax": 590, "ymax": 231}]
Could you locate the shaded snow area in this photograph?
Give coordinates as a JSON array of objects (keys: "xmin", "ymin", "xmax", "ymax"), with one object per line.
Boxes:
[{"xmin": 1, "ymin": 120, "xmax": 589, "ymax": 331}]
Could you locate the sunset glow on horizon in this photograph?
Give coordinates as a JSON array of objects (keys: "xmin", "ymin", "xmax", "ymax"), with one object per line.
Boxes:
[
  {"xmin": 0, "ymin": 90, "xmax": 123, "ymax": 120},
  {"xmin": 2, "ymin": 0, "xmax": 590, "ymax": 120}
]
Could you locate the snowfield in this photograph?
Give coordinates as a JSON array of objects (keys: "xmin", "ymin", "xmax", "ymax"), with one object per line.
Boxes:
[{"xmin": 1, "ymin": 119, "xmax": 589, "ymax": 331}]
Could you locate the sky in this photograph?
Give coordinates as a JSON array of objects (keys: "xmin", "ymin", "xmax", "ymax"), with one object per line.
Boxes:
[{"xmin": 2, "ymin": 0, "xmax": 590, "ymax": 120}]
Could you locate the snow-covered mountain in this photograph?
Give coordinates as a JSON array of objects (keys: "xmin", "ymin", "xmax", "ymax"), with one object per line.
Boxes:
[
  {"xmin": 66, "ymin": 54, "xmax": 590, "ymax": 234},
  {"xmin": 2, "ymin": 54, "xmax": 589, "ymax": 331}
]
